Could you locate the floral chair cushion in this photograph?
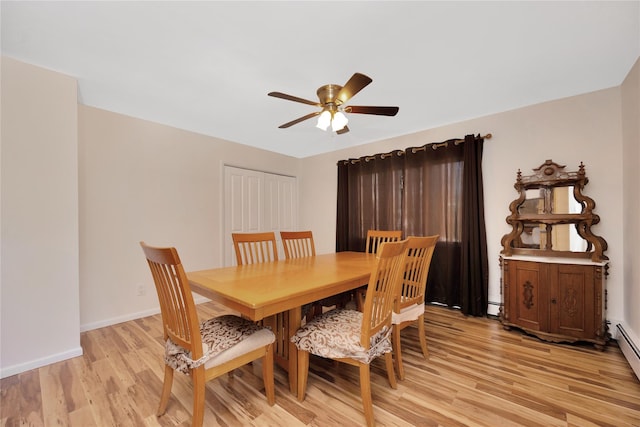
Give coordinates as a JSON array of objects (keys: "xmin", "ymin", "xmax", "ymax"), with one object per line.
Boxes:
[
  {"xmin": 165, "ymin": 314, "xmax": 275, "ymax": 374},
  {"xmin": 291, "ymin": 309, "xmax": 392, "ymax": 364}
]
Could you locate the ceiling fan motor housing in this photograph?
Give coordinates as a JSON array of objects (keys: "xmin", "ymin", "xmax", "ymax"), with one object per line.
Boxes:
[{"xmin": 317, "ymin": 84, "xmax": 343, "ymax": 109}]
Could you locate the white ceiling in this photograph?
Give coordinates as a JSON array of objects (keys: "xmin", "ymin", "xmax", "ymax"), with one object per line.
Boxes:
[{"xmin": 2, "ymin": 1, "xmax": 639, "ymax": 158}]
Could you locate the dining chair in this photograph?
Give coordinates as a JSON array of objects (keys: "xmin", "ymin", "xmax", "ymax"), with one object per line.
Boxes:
[
  {"xmin": 356, "ymin": 229, "xmax": 404, "ymax": 310},
  {"xmin": 231, "ymin": 231, "xmax": 291, "ymax": 361},
  {"xmin": 140, "ymin": 242, "xmax": 275, "ymax": 427},
  {"xmin": 280, "ymin": 230, "xmax": 321, "ymax": 322},
  {"xmin": 391, "ymin": 235, "xmax": 439, "ymax": 380},
  {"xmin": 291, "ymin": 239, "xmax": 408, "ymax": 427},
  {"xmin": 231, "ymin": 231, "xmax": 278, "ymax": 265}
]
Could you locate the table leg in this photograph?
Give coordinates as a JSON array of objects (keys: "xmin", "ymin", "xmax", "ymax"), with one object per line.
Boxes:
[
  {"xmin": 287, "ymin": 306, "xmax": 302, "ymax": 395},
  {"xmin": 265, "ymin": 313, "xmax": 289, "ymax": 371}
]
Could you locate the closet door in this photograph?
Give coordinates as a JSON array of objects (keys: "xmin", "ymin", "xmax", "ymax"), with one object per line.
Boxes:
[
  {"xmin": 224, "ymin": 166, "xmax": 297, "ymax": 265},
  {"xmin": 264, "ymin": 173, "xmax": 296, "ymax": 232}
]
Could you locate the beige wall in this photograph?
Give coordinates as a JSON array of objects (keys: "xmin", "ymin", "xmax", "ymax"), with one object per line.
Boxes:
[
  {"xmin": 300, "ymin": 87, "xmax": 626, "ymax": 323},
  {"xmin": 78, "ymin": 105, "xmax": 300, "ymax": 329},
  {"xmin": 1, "ymin": 57, "xmax": 81, "ymax": 376},
  {"xmin": 621, "ymin": 57, "xmax": 640, "ymax": 344}
]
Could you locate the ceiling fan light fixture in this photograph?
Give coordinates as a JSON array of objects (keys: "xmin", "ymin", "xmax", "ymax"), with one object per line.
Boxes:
[
  {"xmin": 331, "ymin": 111, "xmax": 348, "ymax": 132},
  {"xmin": 316, "ymin": 110, "xmax": 331, "ymax": 130}
]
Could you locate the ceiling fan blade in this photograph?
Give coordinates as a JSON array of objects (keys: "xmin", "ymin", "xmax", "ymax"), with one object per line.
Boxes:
[
  {"xmin": 268, "ymin": 91, "xmax": 321, "ymax": 107},
  {"xmin": 278, "ymin": 111, "xmax": 321, "ymax": 128},
  {"xmin": 345, "ymin": 105, "xmax": 399, "ymax": 116},
  {"xmin": 336, "ymin": 125, "xmax": 350, "ymax": 135},
  {"xmin": 335, "ymin": 73, "xmax": 372, "ymax": 105}
]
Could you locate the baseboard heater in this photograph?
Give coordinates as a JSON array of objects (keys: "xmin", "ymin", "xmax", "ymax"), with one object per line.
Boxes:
[{"xmin": 616, "ymin": 323, "xmax": 640, "ymax": 380}]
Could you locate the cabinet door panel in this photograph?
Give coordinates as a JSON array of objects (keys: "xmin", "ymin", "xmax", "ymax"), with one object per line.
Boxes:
[
  {"xmin": 550, "ymin": 264, "xmax": 595, "ymax": 338},
  {"xmin": 501, "ymin": 257, "xmax": 607, "ymax": 347},
  {"xmin": 509, "ymin": 261, "xmax": 548, "ymax": 332}
]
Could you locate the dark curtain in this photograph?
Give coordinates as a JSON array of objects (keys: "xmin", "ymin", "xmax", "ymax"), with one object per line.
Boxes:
[
  {"xmin": 336, "ymin": 135, "xmax": 489, "ymax": 316},
  {"xmin": 460, "ymin": 135, "xmax": 489, "ymax": 316},
  {"xmin": 336, "ymin": 151, "xmax": 404, "ymax": 252},
  {"xmin": 404, "ymin": 139, "xmax": 465, "ymax": 309},
  {"xmin": 336, "ymin": 161, "xmax": 350, "ymax": 252}
]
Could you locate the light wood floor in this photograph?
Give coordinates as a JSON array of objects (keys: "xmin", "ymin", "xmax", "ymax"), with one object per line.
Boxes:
[{"xmin": 2, "ymin": 302, "xmax": 639, "ymax": 427}]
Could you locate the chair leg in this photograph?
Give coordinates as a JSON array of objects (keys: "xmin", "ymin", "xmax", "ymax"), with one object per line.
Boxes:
[
  {"xmin": 356, "ymin": 288, "xmax": 366, "ymax": 312},
  {"xmin": 313, "ymin": 303, "xmax": 323, "ymax": 318},
  {"xmin": 191, "ymin": 367, "xmax": 206, "ymax": 427},
  {"xmin": 392, "ymin": 323, "xmax": 405, "ymax": 380},
  {"xmin": 262, "ymin": 344, "xmax": 276, "ymax": 405},
  {"xmin": 157, "ymin": 364, "xmax": 174, "ymax": 416},
  {"xmin": 359, "ymin": 363, "xmax": 375, "ymax": 427},
  {"xmin": 417, "ymin": 314, "xmax": 429, "ymax": 358},
  {"xmin": 384, "ymin": 352, "xmax": 397, "ymax": 389},
  {"xmin": 306, "ymin": 303, "xmax": 321, "ymax": 323},
  {"xmin": 297, "ymin": 349, "xmax": 310, "ymax": 402}
]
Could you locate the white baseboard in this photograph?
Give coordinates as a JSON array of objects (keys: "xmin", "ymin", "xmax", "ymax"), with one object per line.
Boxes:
[
  {"xmin": 2, "ymin": 297, "xmax": 214, "ymax": 379},
  {"xmin": 80, "ymin": 306, "xmax": 161, "ymax": 332},
  {"xmin": 487, "ymin": 300, "xmax": 501, "ymax": 317},
  {"xmin": 80, "ymin": 296, "xmax": 211, "ymax": 332},
  {"xmin": 0, "ymin": 346, "xmax": 83, "ymax": 379},
  {"xmin": 616, "ymin": 323, "xmax": 640, "ymax": 381}
]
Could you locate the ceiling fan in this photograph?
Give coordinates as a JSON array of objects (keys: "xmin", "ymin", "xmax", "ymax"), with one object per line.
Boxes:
[{"xmin": 268, "ymin": 72, "xmax": 399, "ymax": 134}]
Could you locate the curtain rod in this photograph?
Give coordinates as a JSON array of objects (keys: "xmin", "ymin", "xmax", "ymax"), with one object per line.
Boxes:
[
  {"xmin": 338, "ymin": 133, "xmax": 492, "ymax": 165},
  {"xmin": 410, "ymin": 133, "xmax": 492, "ymax": 153}
]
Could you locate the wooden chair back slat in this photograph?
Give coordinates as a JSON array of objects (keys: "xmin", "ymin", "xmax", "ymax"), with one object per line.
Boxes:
[
  {"xmin": 280, "ymin": 231, "xmax": 316, "ymax": 259},
  {"xmin": 361, "ymin": 239, "xmax": 408, "ymax": 348},
  {"xmin": 365, "ymin": 230, "xmax": 403, "ymax": 255},
  {"xmin": 140, "ymin": 242, "xmax": 203, "ymax": 359},
  {"xmin": 232, "ymin": 232, "xmax": 278, "ymax": 265},
  {"xmin": 397, "ymin": 235, "xmax": 439, "ymax": 310}
]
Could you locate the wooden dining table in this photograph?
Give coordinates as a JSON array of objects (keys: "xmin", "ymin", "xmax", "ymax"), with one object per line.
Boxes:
[{"xmin": 186, "ymin": 251, "xmax": 377, "ymax": 395}]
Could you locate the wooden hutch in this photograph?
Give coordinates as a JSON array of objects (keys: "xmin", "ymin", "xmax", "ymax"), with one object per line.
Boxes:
[{"xmin": 500, "ymin": 160, "xmax": 609, "ymax": 349}]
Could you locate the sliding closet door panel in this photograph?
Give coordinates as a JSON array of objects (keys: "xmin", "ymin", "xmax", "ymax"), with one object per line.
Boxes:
[{"xmin": 224, "ymin": 166, "xmax": 297, "ymax": 265}]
